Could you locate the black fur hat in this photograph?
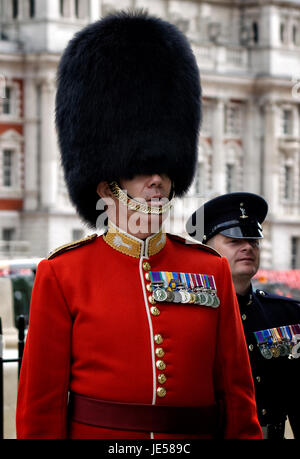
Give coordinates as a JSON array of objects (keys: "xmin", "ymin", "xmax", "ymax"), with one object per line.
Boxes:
[{"xmin": 56, "ymin": 10, "xmax": 202, "ymax": 227}]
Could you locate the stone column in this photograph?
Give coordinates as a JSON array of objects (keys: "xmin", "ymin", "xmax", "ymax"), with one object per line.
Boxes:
[
  {"xmin": 211, "ymin": 98, "xmax": 226, "ymax": 194},
  {"xmin": 243, "ymin": 99, "xmax": 261, "ymax": 193},
  {"xmin": 262, "ymin": 99, "xmax": 279, "ymax": 211},
  {"xmin": 23, "ymin": 76, "xmax": 39, "ymax": 211},
  {"xmin": 90, "ymin": 0, "xmax": 101, "ymax": 21},
  {"xmin": 40, "ymin": 77, "xmax": 58, "ymax": 211}
]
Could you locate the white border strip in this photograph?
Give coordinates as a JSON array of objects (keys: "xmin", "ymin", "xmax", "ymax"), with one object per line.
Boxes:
[{"xmin": 139, "ymin": 256, "xmax": 157, "ymax": 406}]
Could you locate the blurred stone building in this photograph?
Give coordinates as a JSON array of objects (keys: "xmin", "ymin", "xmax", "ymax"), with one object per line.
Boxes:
[{"xmin": 0, "ymin": 0, "xmax": 300, "ymax": 268}]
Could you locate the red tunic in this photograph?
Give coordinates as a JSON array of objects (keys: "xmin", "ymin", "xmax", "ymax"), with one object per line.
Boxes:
[{"xmin": 16, "ymin": 226, "xmax": 262, "ymax": 439}]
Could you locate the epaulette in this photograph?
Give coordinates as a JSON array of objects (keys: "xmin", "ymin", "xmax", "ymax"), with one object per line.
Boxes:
[
  {"xmin": 255, "ymin": 289, "xmax": 300, "ymax": 304},
  {"xmin": 48, "ymin": 234, "xmax": 98, "ymax": 260},
  {"xmin": 167, "ymin": 233, "xmax": 221, "ymax": 257}
]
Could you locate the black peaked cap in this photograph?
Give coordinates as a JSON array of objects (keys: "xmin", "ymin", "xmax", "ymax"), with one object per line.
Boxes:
[{"xmin": 186, "ymin": 192, "xmax": 268, "ymax": 243}]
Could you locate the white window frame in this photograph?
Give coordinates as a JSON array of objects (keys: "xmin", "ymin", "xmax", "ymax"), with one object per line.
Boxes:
[
  {"xmin": 279, "ymin": 105, "xmax": 298, "ymax": 137},
  {"xmin": 0, "ymin": 129, "xmax": 23, "ymax": 198},
  {"xmin": 74, "ymin": 0, "xmax": 88, "ymax": 19},
  {"xmin": 279, "ymin": 151, "xmax": 298, "ymax": 204},
  {"xmin": 201, "ymin": 102, "xmax": 213, "ymax": 137},
  {"xmin": 224, "ymin": 141, "xmax": 244, "ymax": 193},
  {"xmin": 0, "ymin": 79, "xmax": 21, "ymax": 121},
  {"xmin": 2, "ymin": 149, "xmax": 14, "ymax": 188},
  {"xmin": 224, "ymin": 103, "xmax": 243, "ymax": 138},
  {"xmin": 189, "ymin": 139, "xmax": 212, "ymax": 197}
]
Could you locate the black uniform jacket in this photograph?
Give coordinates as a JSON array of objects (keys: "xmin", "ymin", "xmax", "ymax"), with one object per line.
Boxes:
[{"xmin": 237, "ymin": 287, "xmax": 300, "ymax": 438}]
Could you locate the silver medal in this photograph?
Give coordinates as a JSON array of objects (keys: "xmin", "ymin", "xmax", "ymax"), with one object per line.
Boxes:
[
  {"xmin": 259, "ymin": 345, "xmax": 273, "ymax": 360},
  {"xmin": 173, "ymin": 291, "xmax": 182, "ymax": 303},
  {"xmin": 179, "ymin": 290, "xmax": 191, "ymax": 304},
  {"xmin": 153, "ymin": 287, "xmax": 168, "ymax": 303},
  {"xmin": 211, "ymin": 295, "xmax": 220, "ymax": 308}
]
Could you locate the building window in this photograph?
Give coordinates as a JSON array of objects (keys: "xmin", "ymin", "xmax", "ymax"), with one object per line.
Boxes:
[
  {"xmin": 2, "ymin": 228, "xmax": 16, "ymax": 254},
  {"xmin": 225, "ymin": 163, "xmax": 234, "ymax": 193},
  {"xmin": 12, "ymin": 0, "xmax": 18, "ymax": 19},
  {"xmin": 280, "ymin": 23, "xmax": 285, "ymax": 43},
  {"xmin": 2, "ymin": 87, "xmax": 12, "ymax": 115},
  {"xmin": 3, "ymin": 228, "xmax": 15, "ymax": 242},
  {"xmin": 193, "ymin": 162, "xmax": 204, "ymax": 196},
  {"xmin": 252, "ymin": 22, "xmax": 259, "ymax": 43},
  {"xmin": 29, "ymin": 0, "xmax": 35, "ymax": 18},
  {"xmin": 292, "ymin": 25, "xmax": 297, "ymax": 45},
  {"xmin": 75, "ymin": 0, "xmax": 79, "ymax": 18},
  {"xmin": 284, "ymin": 165, "xmax": 293, "ymax": 200},
  {"xmin": 201, "ymin": 104, "xmax": 212, "ymax": 136},
  {"xmin": 60, "ymin": 0, "xmax": 65, "ymax": 16},
  {"xmin": 3, "ymin": 149, "xmax": 14, "ymax": 187},
  {"xmin": 224, "ymin": 105, "xmax": 242, "ymax": 136},
  {"xmin": 281, "ymin": 109, "xmax": 293, "ymax": 136},
  {"xmin": 291, "ymin": 236, "xmax": 300, "ymax": 269}
]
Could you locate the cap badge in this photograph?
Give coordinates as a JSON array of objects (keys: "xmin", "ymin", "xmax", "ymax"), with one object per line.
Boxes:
[{"xmin": 239, "ymin": 203, "xmax": 248, "ymax": 219}]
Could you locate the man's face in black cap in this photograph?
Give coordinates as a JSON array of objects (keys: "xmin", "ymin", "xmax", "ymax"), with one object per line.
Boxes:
[{"xmin": 208, "ymin": 234, "xmax": 260, "ymax": 287}]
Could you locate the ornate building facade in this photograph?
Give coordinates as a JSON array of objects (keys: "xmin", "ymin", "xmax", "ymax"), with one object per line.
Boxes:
[{"xmin": 0, "ymin": 0, "xmax": 300, "ymax": 269}]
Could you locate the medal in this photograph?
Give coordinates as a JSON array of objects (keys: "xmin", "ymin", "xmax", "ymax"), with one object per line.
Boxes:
[
  {"xmin": 169, "ymin": 272, "xmax": 182, "ymax": 303},
  {"xmin": 149, "ymin": 270, "xmax": 220, "ymax": 308},
  {"xmin": 205, "ymin": 292, "xmax": 214, "ymax": 306},
  {"xmin": 211, "ymin": 294, "xmax": 220, "ymax": 308},
  {"xmin": 277, "ymin": 343, "xmax": 289, "ymax": 357},
  {"xmin": 166, "ymin": 290, "xmax": 174, "ymax": 302},
  {"xmin": 173, "ymin": 290, "xmax": 182, "ymax": 303},
  {"xmin": 161, "ymin": 271, "xmax": 175, "ymax": 302},
  {"xmin": 201, "ymin": 275, "xmax": 216, "ymax": 307},
  {"xmin": 194, "ymin": 274, "xmax": 208, "ymax": 306},
  {"xmin": 271, "ymin": 346, "xmax": 280, "ymax": 358},
  {"xmin": 254, "ymin": 330, "xmax": 273, "ymax": 359},
  {"xmin": 179, "ymin": 289, "xmax": 191, "ymax": 304},
  {"xmin": 207, "ymin": 275, "xmax": 220, "ymax": 308},
  {"xmin": 153, "ymin": 287, "xmax": 168, "ymax": 302},
  {"xmin": 259, "ymin": 344, "xmax": 273, "ymax": 360}
]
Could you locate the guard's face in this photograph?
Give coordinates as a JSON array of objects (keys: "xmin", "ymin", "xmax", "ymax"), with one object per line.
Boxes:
[
  {"xmin": 210, "ymin": 234, "xmax": 260, "ymax": 281},
  {"xmin": 119, "ymin": 174, "xmax": 172, "ymax": 204},
  {"xmin": 97, "ymin": 174, "xmax": 172, "ymax": 238}
]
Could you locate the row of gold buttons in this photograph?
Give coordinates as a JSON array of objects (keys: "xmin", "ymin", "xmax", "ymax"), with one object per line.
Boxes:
[
  {"xmin": 143, "ymin": 261, "xmax": 167, "ymax": 398},
  {"xmin": 240, "ymin": 311, "xmax": 264, "ymax": 410}
]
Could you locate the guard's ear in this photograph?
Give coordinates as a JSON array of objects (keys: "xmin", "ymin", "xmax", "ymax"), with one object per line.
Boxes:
[{"xmin": 97, "ymin": 181, "xmax": 113, "ymax": 199}]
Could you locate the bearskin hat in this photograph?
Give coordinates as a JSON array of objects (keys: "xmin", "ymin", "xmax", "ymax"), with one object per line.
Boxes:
[{"xmin": 56, "ymin": 10, "xmax": 202, "ymax": 228}]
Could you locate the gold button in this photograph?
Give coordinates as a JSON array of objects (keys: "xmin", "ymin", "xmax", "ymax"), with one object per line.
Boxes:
[
  {"xmin": 154, "ymin": 334, "xmax": 164, "ymax": 345},
  {"xmin": 157, "ymin": 387, "xmax": 167, "ymax": 398},
  {"xmin": 150, "ymin": 306, "xmax": 160, "ymax": 317},
  {"xmin": 145, "ymin": 273, "xmax": 151, "ymax": 281},
  {"xmin": 158, "ymin": 374, "xmax": 167, "ymax": 384},
  {"xmin": 261, "ymin": 409, "xmax": 267, "ymax": 416},
  {"xmin": 143, "ymin": 262, "xmax": 151, "ymax": 272},
  {"xmin": 155, "ymin": 347, "xmax": 165, "ymax": 358},
  {"xmin": 149, "ymin": 296, "xmax": 157, "ymax": 305},
  {"xmin": 146, "ymin": 284, "xmax": 153, "ymax": 293},
  {"xmin": 256, "ymin": 376, "xmax": 261, "ymax": 383},
  {"xmin": 156, "ymin": 360, "xmax": 166, "ymax": 370},
  {"xmin": 242, "ymin": 314, "xmax": 247, "ymax": 321},
  {"xmin": 249, "ymin": 344, "xmax": 254, "ymax": 351}
]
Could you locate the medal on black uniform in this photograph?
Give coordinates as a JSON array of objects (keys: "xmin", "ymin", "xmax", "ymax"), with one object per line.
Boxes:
[{"xmin": 254, "ymin": 324, "xmax": 300, "ymax": 359}]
